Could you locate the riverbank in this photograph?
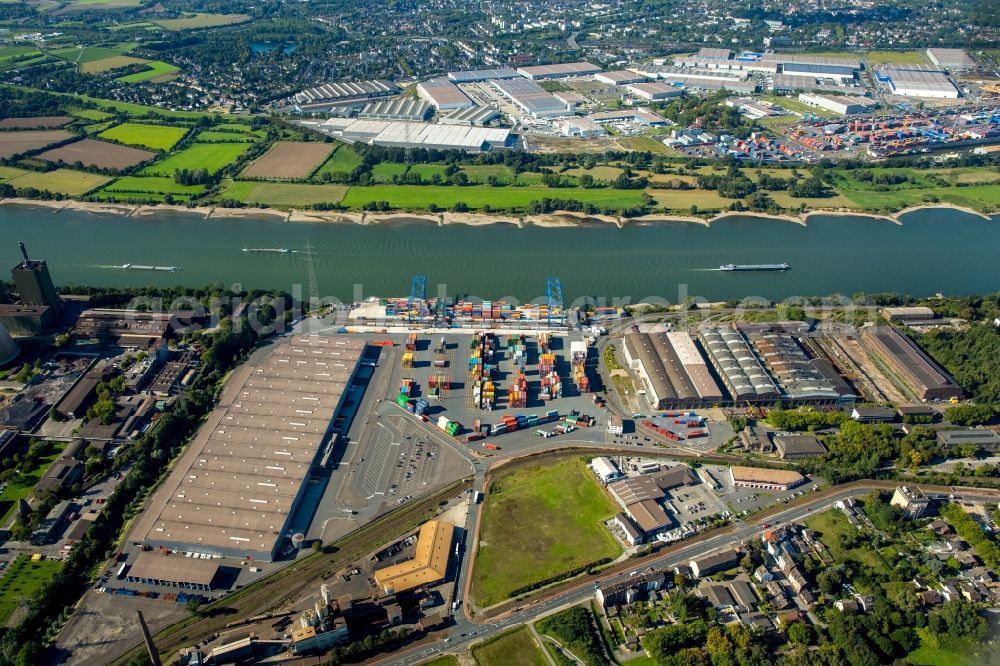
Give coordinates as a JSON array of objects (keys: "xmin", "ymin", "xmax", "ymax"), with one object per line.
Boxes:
[{"xmin": 0, "ymin": 197, "xmax": 994, "ymax": 227}]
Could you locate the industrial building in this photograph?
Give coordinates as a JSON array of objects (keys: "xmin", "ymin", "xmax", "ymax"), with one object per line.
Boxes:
[
  {"xmin": 926, "ymin": 48, "xmax": 976, "ymax": 73},
  {"xmin": 439, "ymin": 106, "xmax": 501, "ymax": 126},
  {"xmin": 130, "ymin": 335, "xmax": 366, "ymax": 561},
  {"xmin": 860, "ymin": 326, "xmax": 962, "ymax": 401},
  {"xmin": 72, "ymin": 308, "xmax": 175, "ymax": 348},
  {"xmin": 608, "ymin": 475, "xmax": 665, "ymax": 507},
  {"xmin": 635, "ymin": 66, "xmax": 757, "ymax": 94},
  {"xmin": 690, "ymin": 550, "xmax": 738, "ymax": 578},
  {"xmin": 675, "ymin": 48, "xmax": 733, "ymax": 69},
  {"xmin": 358, "ymin": 98, "xmax": 432, "ymax": 122},
  {"xmin": 772, "ymin": 434, "xmax": 827, "ymax": 460},
  {"xmin": 416, "ymin": 78, "xmax": 475, "ymax": 110},
  {"xmin": 491, "ymin": 78, "xmax": 568, "ymax": 118},
  {"xmin": 553, "ymin": 90, "xmax": 587, "ymax": 109},
  {"xmin": 729, "ymin": 466, "xmax": 806, "ymax": 491},
  {"xmin": 11, "ymin": 242, "xmax": 61, "ymax": 319},
  {"xmin": 698, "ymin": 327, "xmax": 780, "ymax": 403},
  {"xmin": 937, "ymin": 428, "xmax": 1000, "ymax": 452},
  {"xmin": 373, "ymin": 520, "xmax": 454, "ymax": 595},
  {"xmin": 881, "ymin": 306, "xmax": 936, "ymax": 322},
  {"xmin": 292, "ymin": 80, "xmax": 399, "ymax": 112},
  {"xmin": 516, "ymin": 61, "xmax": 601, "ymax": 80},
  {"xmin": 594, "ymin": 70, "xmax": 646, "ymax": 85},
  {"xmin": 590, "ymin": 456, "xmax": 623, "ymax": 483},
  {"xmin": 125, "ymin": 551, "xmax": 221, "ymax": 590},
  {"xmin": 0, "ymin": 322, "xmax": 18, "ymax": 366},
  {"xmin": 622, "ymin": 331, "xmax": 723, "ymax": 408},
  {"xmin": 589, "ymin": 109, "xmax": 668, "ymax": 126},
  {"xmin": 879, "ymin": 67, "xmax": 959, "ymax": 99},
  {"xmin": 762, "ymin": 53, "xmax": 861, "ymax": 81},
  {"xmin": 626, "ymin": 82, "xmax": 684, "ymax": 101},
  {"xmin": 0, "ymin": 304, "xmax": 54, "ymax": 336},
  {"xmin": 554, "ymin": 116, "xmax": 606, "ymax": 138},
  {"xmin": 447, "ymin": 68, "xmax": 521, "ymax": 83},
  {"xmin": 742, "ymin": 328, "xmax": 854, "ymax": 404},
  {"xmin": 315, "ymin": 118, "xmax": 513, "ymax": 152},
  {"xmin": 772, "ymin": 74, "xmax": 865, "ymax": 94},
  {"xmin": 798, "ymin": 93, "xmax": 877, "ymax": 115}
]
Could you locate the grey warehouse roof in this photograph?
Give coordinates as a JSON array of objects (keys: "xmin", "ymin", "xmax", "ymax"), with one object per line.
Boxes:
[{"xmin": 699, "ymin": 327, "xmax": 779, "ymax": 399}]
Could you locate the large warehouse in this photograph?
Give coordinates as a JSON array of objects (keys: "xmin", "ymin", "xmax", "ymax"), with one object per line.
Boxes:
[
  {"xmin": 742, "ymin": 328, "xmax": 854, "ymax": 404},
  {"xmin": 492, "ymin": 78, "xmax": 568, "ymax": 118},
  {"xmin": 622, "ymin": 331, "xmax": 723, "ymax": 408},
  {"xmin": 516, "ymin": 61, "xmax": 601, "ymax": 80},
  {"xmin": 879, "ymin": 67, "xmax": 959, "ymax": 99},
  {"xmin": 698, "ymin": 327, "xmax": 779, "ymax": 403},
  {"xmin": 416, "ymin": 78, "xmax": 475, "ymax": 110},
  {"xmin": 763, "ymin": 54, "xmax": 861, "ymax": 81},
  {"xmin": 860, "ymin": 326, "xmax": 963, "ymax": 401},
  {"xmin": 626, "ymin": 82, "xmax": 684, "ymax": 101},
  {"xmin": 315, "ymin": 118, "xmax": 513, "ymax": 152},
  {"xmin": 292, "ymin": 80, "xmax": 399, "ymax": 112},
  {"xmin": 447, "ymin": 68, "xmax": 521, "ymax": 83},
  {"xmin": 374, "ymin": 520, "xmax": 454, "ymax": 595},
  {"xmin": 798, "ymin": 92, "xmax": 876, "ymax": 115},
  {"xmin": 130, "ymin": 335, "xmax": 366, "ymax": 561},
  {"xmin": 926, "ymin": 48, "xmax": 976, "ymax": 73}
]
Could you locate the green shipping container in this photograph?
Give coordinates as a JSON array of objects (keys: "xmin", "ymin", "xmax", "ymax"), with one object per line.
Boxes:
[{"xmin": 396, "ymin": 395, "xmax": 409, "ymax": 407}]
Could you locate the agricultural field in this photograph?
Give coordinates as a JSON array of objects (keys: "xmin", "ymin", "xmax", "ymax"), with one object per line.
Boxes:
[
  {"xmin": 37, "ymin": 138, "xmax": 154, "ymax": 169},
  {"xmin": 100, "ymin": 175, "xmax": 205, "ymax": 196},
  {"xmin": 0, "ymin": 117, "xmax": 71, "ymax": 129},
  {"xmin": 3, "ymin": 168, "xmax": 111, "ymax": 196},
  {"xmin": 561, "ymin": 165, "xmax": 625, "ymax": 182},
  {"xmin": 0, "ymin": 166, "xmax": 30, "ymax": 182},
  {"xmin": 49, "ymin": 45, "xmax": 129, "ymax": 63},
  {"xmin": 459, "ymin": 164, "xmax": 513, "ymax": 184},
  {"xmin": 471, "ymin": 627, "xmax": 548, "ymax": 666},
  {"xmin": 406, "ymin": 164, "xmax": 450, "ymax": 181},
  {"xmin": 0, "ymin": 557, "xmax": 63, "ymax": 625},
  {"xmin": 117, "ymin": 60, "xmax": 180, "ymax": 83},
  {"xmin": 471, "ymin": 458, "xmax": 621, "ymax": 607},
  {"xmin": 194, "ymin": 130, "xmax": 261, "ymax": 143},
  {"xmin": 81, "ymin": 55, "xmax": 148, "ymax": 74},
  {"xmin": 98, "ymin": 123, "xmax": 188, "ymax": 151},
  {"xmin": 646, "ymin": 188, "xmax": 735, "ymax": 211},
  {"xmin": 315, "ymin": 145, "xmax": 363, "ymax": 176},
  {"xmin": 152, "ymin": 12, "xmax": 251, "ymax": 30},
  {"xmin": 143, "ymin": 142, "xmax": 251, "ymax": 176},
  {"xmin": 865, "ymin": 50, "xmax": 929, "ymax": 65},
  {"xmin": 241, "ymin": 141, "xmax": 333, "ymax": 179},
  {"xmin": 69, "ymin": 108, "xmax": 113, "ymax": 122},
  {"xmin": 340, "ymin": 184, "xmax": 646, "ymax": 212},
  {"xmin": 221, "ymin": 181, "xmax": 348, "ymax": 207},
  {"xmin": 0, "ymin": 130, "xmax": 74, "ymax": 159},
  {"xmin": 370, "ymin": 162, "xmax": 410, "ymax": 182}
]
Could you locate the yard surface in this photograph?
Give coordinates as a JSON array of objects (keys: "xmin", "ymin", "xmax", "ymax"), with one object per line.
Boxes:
[
  {"xmin": 241, "ymin": 141, "xmax": 333, "ymax": 179},
  {"xmin": 0, "ymin": 556, "xmax": 63, "ymax": 625},
  {"xmin": 37, "ymin": 138, "xmax": 154, "ymax": 169},
  {"xmin": 98, "ymin": 123, "xmax": 188, "ymax": 151},
  {"xmin": 472, "ymin": 626, "xmax": 548, "ymax": 666},
  {"xmin": 143, "ymin": 142, "xmax": 251, "ymax": 176},
  {"xmin": 471, "ymin": 457, "xmax": 622, "ymax": 607},
  {"xmin": 340, "ymin": 184, "xmax": 646, "ymax": 212}
]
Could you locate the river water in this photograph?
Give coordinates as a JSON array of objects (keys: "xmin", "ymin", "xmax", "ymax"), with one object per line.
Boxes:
[{"xmin": 1, "ymin": 204, "xmax": 997, "ymax": 305}]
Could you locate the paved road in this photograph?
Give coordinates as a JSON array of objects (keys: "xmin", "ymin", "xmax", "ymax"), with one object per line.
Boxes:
[{"xmin": 368, "ymin": 483, "xmax": 1000, "ymax": 666}]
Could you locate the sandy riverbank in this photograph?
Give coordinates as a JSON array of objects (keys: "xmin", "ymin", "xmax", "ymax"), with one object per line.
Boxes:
[{"xmin": 0, "ymin": 197, "xmax": 994, "ymax": 227}]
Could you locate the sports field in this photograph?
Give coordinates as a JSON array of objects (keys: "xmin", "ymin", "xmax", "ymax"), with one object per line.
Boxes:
[
  {"xmin": 37, "ymin": 138, "xmax": 155, "ymax": 169},
  {"xmin": 0, "ymin": 130, "xmax": 73, "ymax": 158},
  {"xmin": 471, "ymin": 627, "xmax": 547, "ymax": 666},
  {"xmin": 0, "ymin": 556, "xmax": 63, "ymax": 624},
  {"xmin": 117, "ymin": 60, "xmax": 180, "ymax": 83},
  {"xmin": 98, "ymin": 123, "xmax": 188, "ymax": 151},
  {"xmin": 471, "ymin": 457, "xmax": 622, "ymax": 607},
  {"xmin": 152, "ymin": 12, "xmax": 251, "ymax": 30},
  {"xmin": 221, "ymin": 181, "xmax": 348, "ymax": 207},
  {"xmin": 241, "ymin": 141, "xmax": 333, "ymax": 179},
  {"xmin": 143, "ymin": 142, "xmax": 251, "ymax": 176},
  {"xmin": 340, "ymin": 184, "xmax": 646, "ymax": 211},
  {"xmin": 3, "ymin": 168, "xmax": 111, "ymax": 195}
]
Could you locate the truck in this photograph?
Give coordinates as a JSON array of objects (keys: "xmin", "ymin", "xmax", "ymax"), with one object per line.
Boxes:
[
  {"xmin": 482, "ymin": 442, "xmax": 499, "ymax": 451},
  {"xmin": 473, "ymin": 491, "xmax": 483, "ymax": 503}
]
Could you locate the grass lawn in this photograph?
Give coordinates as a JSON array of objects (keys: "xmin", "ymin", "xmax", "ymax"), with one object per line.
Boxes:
[
  {"xmin": 0, "ymin": 165, "xmax": 30, "ymax": 182},
  {"xmin": 70, "ymin": 108, "xmax": 114, "ymax": 122},
  {"xmin": 0, "ymin": 556, "xmax": 63, "ymax": 624},
  {"xmin": 562, "ymin": 166, "xmax": 625, "ymax": 182},
  {"xmin": 98, "ymin": 123, "xmax": 188, "ymax": 151},
  {"xmin": 315, "ymin": 145, "xmax": 363, "ymax": 176},
  {"xmin": 143, "ymin": 142, "xmax": 251, "ymax": 176},
  {"xmin": 340, "ymin": 184, "xmax": 645, "ymax": 212},
  {"xmin": 101, "ymin": 175, "xmax": 204, "ymax": 195},
  {"xmin": 221, "ymin": 181, "xmax": 348, "ymax": 207},
  {"xmin": 840, "ymin": 184, "xmax": 1000, "ymax": 212},
  {"xmin": 0, "ymin": 441, "xmax": 68, "ymax": 522},
  {"xmin": 472, "ymin": 627, "xmax": 547, "ymax": 666},
  {"xmin": 194, "ymin": 130, "xmax": 260, "ymax": 143},
  {"xmin": 617, "ymin": 135, "xmax": 679, "ymax": 155},
  {"xmin": 767, "ymin": 191, "xmax": 858, "ymax": 210},
  {"xmin": 407, "ymin": 163, "xmax": 450, "ymax": 180},
  {"xmin": 49, "ymin": 45, "xmax": 134, "ymax": 64},
  {"xmin": 865, "ymin": 50, "xmax": 928, "ymax": 65},
  {"xmin": 471, "ymin": 458, "xmax": 622, "ymax": 607},
  {"xmin": 460, "ymin": 164, "xmax": 513, "ymax": 184},
  {"xmin": 4, "ymin": 168, "xmax": 110, "ymax": 196},
  {"xmin": 907, "ymin": 628, "xmax": 982, "ymax": 666},
  {"xmin": 117, "ymin": 60, "xmax": 180, "ymax": 83},
  {"xmin": 804, "ymin": 509, "xmax": 881, "ymax": 569},
  {"xmin": 371, "ymin": 162, "xmax": 410, "ymax": 182}
]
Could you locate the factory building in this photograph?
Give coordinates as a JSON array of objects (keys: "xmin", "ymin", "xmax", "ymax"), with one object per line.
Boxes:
[
  {"xmin": 358, "ymin": 99, "xmax": 433, "ymax": 122},
  {"xmin": 416, "ymin": 78, "xmax": 475, "ymax": 110},
  {"xmin": 625, "ymin": 82, "xmax": 684, "ymax": 101},
  {"xmin": 291, "ymin": 80, "xmax": 399, "ymax": 112},
  {"xmin": 742, "ymin": 328, "xmax": 854, "ymax": 404},
  {"xmin": 130, "ymin": 336, "xmax": 366, "ymax": 561},
  {"xmin": 937, "ymin": 429, "xmax": 1000, "ymax": 452},
  {"xmin": 879, "ymin": 67, "xmax": 959, "ymax": 99},
  {"xmin": 773, "ymin": 434, "xmax": 827, "ymax": 460},
  {"xmin": 926, "ymin": 48, "xmax": 976, "ymax": 73},
  {"xmin": 447, "ymin": 68, "xmax": 521, "ymax": 83},
  {"xmin": 772, "ymin": 74, "xmax": 865, "ymax": 94},
  {"xmin": 675, "ymin": 48, "xmax": 733, "ymax": 69},
  {"xmin": 698, "ymin": 327, "xmax": 780, "ymax": 403},
  {"xmin": 125, "ymin": 552, "xmax": 221, "ymax": 590},
  {"xmin": 762, "ymin": 54, "xmax": 861, "ymax": 81},
  {"xmin": 622, "ymin": 331, "xmax": 723, "ymax": 408},
  {"xmin": 11, "ymin": 242, "xmax": 61, "ymax": 319},
  {"xmin": 635, "ymin": 66, "xmax": 757, "ymax": 94},
  {"xmin": 492, "ymin": 78, "xmax": 568, "ymax": 118},
  {"xmin": 516, "ymin": 61, "xmax": 601, "ymax": 80},
  {"xmin": 595, "ymin": 70, "xmax": 646, "ymax": 85},
  {"xmin": 591, "ymin": 456, "xmax": 623, "ymax": 483},
  {"xmin": 798, "ymin": 93, "xmax": 877, "ymax": 115},
  {"xmin": 553, "ymin": 91, "xmax": 587, "ymax": 109},
  {"xmin": 554, "ymin": 116, "xmax": 606, "ymax": 138},
  {"xmin": 729, "ymin": 466, "xmax": 806, "ymax": 491},
  {"xmin": 880, "ymin": 306, "xmax": 936, "ymax": 322},
  {"xmin": 860, "ymin": 326, "xmax": 962, "ymax": 401},
  {"xmin": 439, "ymin": 107, "xmax": 501, "ymax": 126},
  {"xmin": 589, "ymin": 109, "xmax": 668, "ymax": 126},
  {"xmin": 373, "ymin": 520, "xmax": 454, "ymax": 595},
  {"xmin": 316, "ymin": 118, "xmax": 513, "ymax": 152}
]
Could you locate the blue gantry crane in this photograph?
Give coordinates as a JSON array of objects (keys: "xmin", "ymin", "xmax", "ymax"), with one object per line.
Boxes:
[
  {"xmin": 546, "ymin": 277, "xmax": 563, "ymax": 327},
  {"xmin": 408, "ymin": 273, "xmax": 427, "ymax": 323}
]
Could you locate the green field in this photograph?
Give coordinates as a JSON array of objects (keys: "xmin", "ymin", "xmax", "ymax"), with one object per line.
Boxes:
[
  {"xmin": 406, "ymin": 163, "xmax": 450, "ymax": 180},
  {"xmin": 0, "ymin": 165, "xmax": 30, "ymax": 182},
  {"xmin": 562, "ymin": 165, "xmax": 625, "ymax": 182},
  {"xmin": 81, "ymin": 55, "xmax": 149, "ymax": 74},
  {"xmin": 472, "ymin": 458, "xmax": 622, "ymax": 607},
  {"xmin": 804, "ymin": 509, "xmax": 882, "ymax": 569},
  {"xmin": 460, "ymin": 164, "xmax": 514, "ymax": 184},
  {"xmin": 371, "ymin": 162, "xmax": 410, "ymax": 182},
  {"xmin": 194, "ymin": 130, "xmax": 261, "ymax": 143},
  {"xmin": 865, "ymin": 50, "xmax": 928, "ymax": 65},
  {"xmin": 98, "ymin": 123, "xmax": 188, "ymax": 151},
  {"xmin": 340, "ymin": 184, "xmax": 646, "ymax": 212},
  {"xmin": 49, "ymin": 45, "xmax": 135, "ymax": 64},
  {"xmin": 101, "ymin": 175, "xmax": 205, "ymax": 195},
  {"xmin": 418, "ymin": 657, "xmax": 460, "ymax": 666},
  {"xmin": 647, "ymin": 188, "xmax": 735, "ymax": 211},
  {"xmin": 0, "ymin": 556, "xmax": 63, "ymax": 624},
  {"xmin": 315, "ymin": 145, "xmax": 363, "ymax": 176},
  {"xmin": 840, "ymin": 184, "xmax": 1000, "ymax": 212},
  {"xmin": 143, "ymin": 142, "xmax": 251, "ymax": 176},
  {"xmin": 152, "ymin": 12, "xmax": 251, "ymax": 30},
  {"xmin": 221, "ymin": 181, "xmax": 348, "ymax": 207},
  {"xmin": 4, "ymin": 168, "xmax": 111, "ymax": 196},
  {"xmin": 70, "ymin": 108, "xmax": 114, "ymax": 122},
  {"xmin": 117, "ymin": 60, "xmax": 180, "ymax": 83},
  {"xmin": 472, "ymin": 627, "xmax": 548, "ymax": 666},
  {"xmin": 0, "ymin": 442, "xmax": 68, "ymax": 522}
]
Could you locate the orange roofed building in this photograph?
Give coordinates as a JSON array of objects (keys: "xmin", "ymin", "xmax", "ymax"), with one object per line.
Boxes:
[{"xmin": 374, "ymin": 520, "xmax": 454, "ymax": 595}]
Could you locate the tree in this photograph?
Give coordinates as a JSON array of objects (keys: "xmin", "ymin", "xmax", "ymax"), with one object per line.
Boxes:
[
  {"xmin": 187, "ymin": 599, "xmax": 202, "ymax": 617},
  {"xmin": 787, "ymin": 622, "xmax": 813, "ymax": 646}
]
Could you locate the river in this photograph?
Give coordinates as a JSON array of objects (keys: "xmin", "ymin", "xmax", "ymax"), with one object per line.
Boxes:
[{"xmin": 1, "ymin": 204, "xmax": 997, "ymax": 306}]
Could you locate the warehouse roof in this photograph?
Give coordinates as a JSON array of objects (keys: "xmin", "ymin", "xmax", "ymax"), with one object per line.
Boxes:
[
  {"xmin": 359, "ymin": 98, "xmax": 432, "ymax": 121},
  {"xmin": 881, "ymin": 67, "xmax": 958, "ymax": 94},
  {"xmin": 128, "ymin": 552, "xmax": 220, "ymax": 586},
  {"xmin": 320, "ymin": 119, "xmax": 511, "ymax": 152},
  {"xmin": 132, "ymin": 336, "xmax": 365, "ymax": 559},
  {"xmin": 374, "ymin": 520, "xmax": 454, "ymax": 594},
  {"xmin": 417, "ymin": 78, "xmax": 474, "ymax": 109},
  {"xmin": 699, "ymin": 328, "xmax": 779, "ymax": 398},
  {"xmin": 626, "ymin": 82, "xmax": 683, "ymax": 97},
  {"xmin": 926, "ymin": 48, "xmax": 975, "ymax": 69},
  {"xmin": 730, "ymin": 466, "xmax": 805, "ymax": 486},
  {"xmin": 624, "ymin": 332, "xmax": 680, "ymax": 402},
  {"xmin": 696, "ymin": 48, "xmax": 733, "ymax": 61},
  {"xmin": 937, "ymin": 429, "xmax": 1000, "ymax": 447},
  {"xmin": 516, "ymin": 61, "xmax": 601, "ymax": 79},
  {"xmin": 762, "ymin": 53, "xmax": 861, "ymax": 69},
  {"xmin": 666, "ymin": 332, "xmax": 723, "ymax": 400},
  {"xmin": 492, "ymin": 78, "xmax": 567, "ymax": 115},
  {"xmin": 773, "ymin": 434, "xmax": 827, "ymax": 458},
  {"xmin": 861, "ymin": 326, "xmax": 961, "ymax": 395},
  {"xmin": 440, "ymin": 106, "xmax": 501, "ymax": 126},
  {"xmin": 625, "ymin": 499, "xmax": 673, "ymax": 533},
  {"xmin": 773, "ymin": 74, "xmax": 863, "ymax": 93},
  {"xmin": 609, "ymin": 475, "xmax": 665, "ymax": 505},
  {"xmin": 294, "ymin": 80, "xmax": 398, "ymax": 105},
  {"xmin": 447, "ymin": 68, "xmax": 520, "ymax": 83},
  {"xmin": 595, "ymin": 70, "xmax": 646, "ymax": 85},
  {"xmin": 745, "ymin": 331, "xmax": 844, "ymax": 400}
]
